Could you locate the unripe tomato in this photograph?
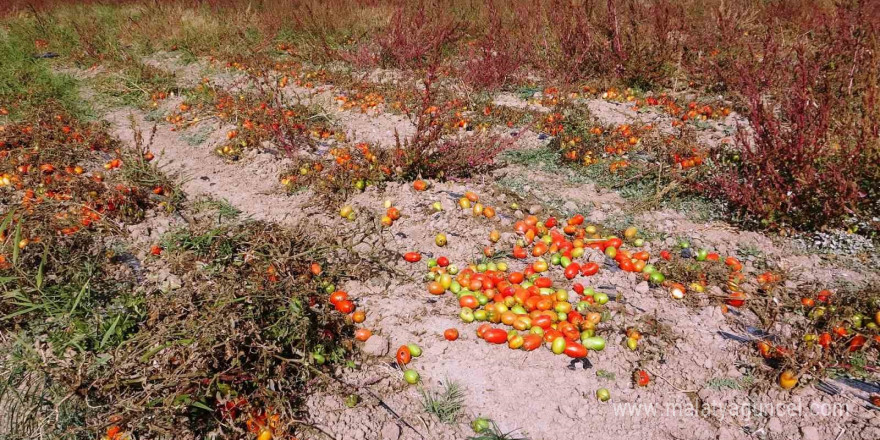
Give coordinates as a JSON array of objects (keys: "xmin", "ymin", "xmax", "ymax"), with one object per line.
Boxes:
[
  {"xmin": 403, "ymin": 369, "xmax": 420, "ymax": 384},
  {"xmin": 551, "ymin": 336, "xmax": 567, "ymax": 354}
]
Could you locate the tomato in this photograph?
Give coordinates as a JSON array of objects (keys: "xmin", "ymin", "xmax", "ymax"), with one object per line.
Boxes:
[
  {"xmin": 336, "ymin": 300, "xmax": 355, "ymax": 314},
  {"xmin": 564, "ymin": 341, "xmax": 588, "ymax": 358},
  {"xmin": 817, "ymin": 290, "xmax": 831, "ymax": 303},
  {"xmin": 437, "ymin": 256, "xmax": 449, "ymax": 267},
  {"xmin": 633, "ymin": 251, "xmax": 649, "ymax": 261},
  {"xmin": 354, "ymin": 328, "xmax": 372, "ymax": 341},
  {"xmin": 849, "ymin": 334, "xmax": 867, "ymax": 352},
  {"xmin": 818, "ymin": 332, "xmax": 831, "ymax": 349},
  {"xmin": 778, "ymin": 370, "xmax": 797, "ymax": 390},
  {"xmin": 726, "ymin": 291, "xmax": 746, "ymax": 307},
  {"xmin": 509, "ymin": 272, "xmax": 525, "ymax": 284},
  {"xmin": 329, "ymin": 291, "xmax": 348, "ymax": 305},
  {"xmin": 352, "ymin": 310, "xmax": 366, "ymax": 323},
  {"xmin": 413, "ymin": 180, "xmax": 427, "ymax": 191},
  {"xmin": 521, "ymin": 334, "xmax": 542, "ymax": 351},
  {"xmin": 568, "ymin": 214, "xmax": 584, "ymax": 226},
  {"xmin": 564, "ymin": 263, "xmax": 580, "ymax": 279},
  {"xmin": 605, "ymin": 237, "xmax": 623, "ymax": 249},
  {"xmin": 403, "ymin": 252, "xmax": 421, "ymax": 263},
  {"xmin": 460, "ymin": 295, "xmax": 479, "ymax": 309},
  {"xmin": 427, "ymin": 282, "xmax": 445, "ymax": 295},
  {"xmin": 551, "ymin": 337, "xmax": 567, "ymax": 354},
  {"xmin": 634, "ymin": 370, "xmax": 650, "ymax": 387},
  {"xmin": 403, "ymin": 369, "xmax": 420, "ymax": 384},
  {"xmin": 532, "ymin": 259, "xmax": 549, "ymax": 272},
  {"xmin": 310, "ymin": 262, "xmax": 323, "ymax": 275},
  {"xmin": 544, "ymin": 329, "xmax": 562, "ymax": 343},
  {"xmin": 545, "ymin": 217, "xmax": 557, "ymax": 228},
  {"xmin": 477, "ymin": 323, "xmax": 492, "ymax": 339},
  {"xmin": 534, "ymin": 277, "xmax": 553, "ymax": 288},
  {"xmin": 396, "ymin": 346, "xmax": 412, "ymax": 365},
  {"xmin": 580, "ymin": 262, "xmax": 599, "ymax": 277},
  {"xmin": 801, "ymin": 297, "xmax": 815, "ymax": 307},
  {"xmin": 660, "ymin": 250, "xmax": 671, "ymax": 260},
  {"xmin": 483, "ymin": 328, "xmax": 508, "ymax": 344},
  {"xmin": 444, "ymin": 328, "xmax": 459, "ymax": 341}
]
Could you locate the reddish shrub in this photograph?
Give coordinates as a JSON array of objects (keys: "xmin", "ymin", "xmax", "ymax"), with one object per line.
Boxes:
[
  {"xmin": 376, "ymin": 4, "xmax": 461, "ymax": 68},
  {"xmin": 459, "ymin": 0, "xmax": 520, "ymax": 89}
]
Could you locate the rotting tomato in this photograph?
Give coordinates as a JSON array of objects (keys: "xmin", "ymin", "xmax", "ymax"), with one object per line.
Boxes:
[
  {"xmin": 396, "ymin": 346, "xmax": 412, "ymax": 365},
  {"xmin": 634, "ymin": 370, "xmax": 650, "ymax": 387}
]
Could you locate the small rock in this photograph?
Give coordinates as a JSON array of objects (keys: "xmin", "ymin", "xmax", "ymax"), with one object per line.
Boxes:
[
  {"xmin": 800, "ymin": 426, "xmax": 821, "ymax": 440},
  {"xmin": 562, "ymin": 201, "xmax": 578, "ymax": 213},
  {"xmin": 380, "ymin": 422, "xmax": 400, "ymax": 440},
  {"xmin": 528, "ymin": 204, "xmax": 543, "ymax": 215},
  {"xmin": 635, "ymin": 282, "xmax": 650, "ymax": 294},
  {"xmin": 766, "ymin": 416, "xmax": 784, "ymax": 433},
  {"xmin": 362, "ymin": 335, "xmax": 389, "ymax": 357}
]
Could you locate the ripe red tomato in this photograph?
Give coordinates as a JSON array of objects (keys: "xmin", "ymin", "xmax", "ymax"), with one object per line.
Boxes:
[
  {"xmin": 564, "ymin": 341, "xmax": 588, "ymax": 358},
  {"xmin": 459, "ymin": 295, "xmax": 479, "ymax": 309},
  {"xmin": 522, "ymin": 334, "xmax": 542, "ymax": 351},
  {"xmin": 403, "ymin": 252, "xmax": 421, "ymax": 262},
  {"xmin": 564, "ymin": 263, "xmax": 580, "ymax": 279},
  {"xmin": 545, "ymin": 217, "xmax": 557, "ymax": 228},
  {"xmin": 427, "ymin": 282, "xmax": 445, "ymax": 295},
  {"xmin": 483, "ymin": 328, "xmax": 508, "ymax": 344},
  {"xmin": 509, "ymin": 272, "xmax": 525, "ymax": 284},
  {"xmin": 568, "ymin": 214, "xmax": 584, "ymax": 226},
  {"xmin": 605, "ymin": 237, "xmax": 623, "ymax": 249},
  {"xmin": 660, "ymin": 250, "xmax": 671, "ymax": 260},
  {"xmin": 437, "ymin": 256, "xmax": 449, "ymax": 267},
  {"xmin": 581, "ymin": 262, "xmax": 599, "ymax": 276},
  {"xmin": 572, "ymin": 283, "xmax": 584, "ymax": 294},
  {"xmin": 336, "ymin": 300, "xmax": 355, "ymax": 314},
  {"xmin": 726, "ymin": 291, "xmax": 746, "ymax": 308},
  {"xmin": 329, "ymin": 291, "xmax": 349, "ymax": 305},
  {"xmin": 444, "ymin": 328, "xmax": 459, "ymax": 341},
  {"xmin": 396, "ymin": 346, "xmax": 412, "ymax": 365},
  {"xmin": 634, "ymin": 370, "xmax": 650, "ymax": 387},
  {"xmin": 534, "ymin": 277, "xmax": 553, "ymax": 288}
]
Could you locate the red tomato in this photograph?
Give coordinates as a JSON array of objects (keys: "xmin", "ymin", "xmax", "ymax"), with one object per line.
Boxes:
[
  {"xmin": 522, "ymin": 334, "xmax": 543, "ymax": 351},
  {"xmin": 483, "ymin": 328, "xmax": 508, "ymax": 344},
  {"xmin": 413, "ymin": 180, "xmax": 427, "ymax": 191},
  {"xmin": 660, "ymin": 250, "xmax": 671, "ymax": 260},
  {"xmin": 564, "ymin": 263, "xmax": 580, "ymax": 279},
  {"xmin": 444, "ymin": 328, "xmax": 459, "ymax": 341},
  {"xmin": 706, "ymin": 253, "xmax": 720, "ymax": 261},
  {"xmin": 605, "ymin": 237, "xmax": 623, "ymax": 249},
  {"xmin": 726, "ymin": 291, "xmax": 746, "ymax": 308},
  {"xmin": 545, "ymin": 217, "xmax": 557, "ymax": 228},
  {"xmin": 396, "ymin": 346, "xmax": 412, "ymax": 365},
  {"xmin": 572, "ymin": 283, "xmax": 584, "ymax": 295},
  {"xmin": 437, "ymin": 256, "xmax": 449, "ymax": 267},
  {"xmin": 534, "ymin": 277, "xmax": 553, "ymax": 288},
  {"xmin": 818, "ymin": 332, "xmax": 831, "ymax": 349},
  {"xmin": 568, "ymin": 214, "xmax": 584, "ymax": 226},
  {"xmin": 329, "ymin": 291, "xmax": 348, "ymax": 305},
  {"xmin": 335, "ymin": 300, "xmax": 355, "ymax": 314},
  {"xmin": 849, "ymin": 334, "xmax": 867, "ymax": 352},
  {"xmin": 633, "ymin": 251, "xmax": 649, "ymax": 261},
  {"xmin": 635, "ymin": 370, "xmax": 650, "ymax": 387},
  {"xmin": 509, "ymin": 272, "xmax": 525, "ymax": 284},
  {"xmin": 513, "ymin": 245, "xmax": 528, "ymax": 259},
  {"xmin": 581, "ymin": 262, "xmax": 599, "ymax": 276},
  {"xmin": 477, "ymin": 323, "xmax": 492, "ymax": 339},
  {"xmin": 459, "ymin": 295, "xmax": 479, "ymax": 309},
  {"xmin": 403, "ymin": 252, "xmax": 421, "ymax": 262},
  {"xmin": 564, "ymin": 341, "xmax": 588, "ymax": 358}
]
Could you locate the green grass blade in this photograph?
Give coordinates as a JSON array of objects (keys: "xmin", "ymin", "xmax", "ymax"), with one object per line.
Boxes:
[
  {"xmin": 11, "ymin": 221, "xmax": 21, "ymax": 265},
  {"xmin": 35, "ymin": 244, "xmax": 48, "ymax": 290},
  {"xmin": 100, "ymin": 315, "xmax": 122, "ymax": 349}
]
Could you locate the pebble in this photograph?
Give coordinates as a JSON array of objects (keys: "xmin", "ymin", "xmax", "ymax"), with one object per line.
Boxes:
[
  {"xmin": 528, "ymin": 204, "xmax": 543, "ymax": 215},
  {"xmin": 800, "ymin": 426, "xmax": 821, "ymax": 440},
  {"xmin": 766, "ymin": 416, "xmax": 784, "ymax": 433},
  {"xmin": 362, "ymin": 335, "xmax": 389, "ymax": 357}
]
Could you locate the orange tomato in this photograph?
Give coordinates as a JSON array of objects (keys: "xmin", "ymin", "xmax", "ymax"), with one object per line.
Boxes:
[
  {"xmin": 354, "ymin": 328, "xmax": 372, "ymax": 341},
  {"xmin": 444, "ymin": 328, "xmax": 459, "ymax": 341}
]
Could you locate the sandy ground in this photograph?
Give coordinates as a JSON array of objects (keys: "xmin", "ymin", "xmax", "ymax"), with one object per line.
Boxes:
[{"xmin": 80, "ymin": 55, "xmax": 880, "ymax": 440}]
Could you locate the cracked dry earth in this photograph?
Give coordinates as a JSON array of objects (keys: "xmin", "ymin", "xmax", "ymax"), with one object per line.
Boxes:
[{"xmin": 82, "ymin": 56, "xmax": 880, "ymax": 440}]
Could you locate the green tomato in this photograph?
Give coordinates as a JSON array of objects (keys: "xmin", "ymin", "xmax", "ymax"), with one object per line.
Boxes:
[
  {"xmin": 477, "ymin": 294, "xmax": 489, "ymax": 306},
  {"xmin": 427, "ymin": 258, "xmax": 438, "ymax": 268},
  {"xmin": 596, "ymin": 388, "xmax": 611, "ymax": 402},
  {"xmin": 345, "ymin": 394, "xmax": 360, "ymax": 408},
  {"xmin": 432, "ymin": 201, "xmax": 443, "ymax": 211},
  {"xmin": 580, "ymin": 329, "xmax": 595, "ymax": 339},
  {"xmin": 634, "ymin": 238, "xmax": 644, "ymax": 247},
  {"xmin": 407, "ymin": 344, "xmax": 422, "ymax": 357},
  {"xmin": 627, "ymin": 337, "xmax": 638, "ymax": 350},
  {"xmin": 324, "ymin": 284, "xmax": 336, "ymax": 294},
  {"xmin": 551, "ymin": 253, "xmax": 562, "ymax": 266},
  {"xmin": 474, "ymin": 309, "xmax": 488, "ymax": 321},
  {"xmin": 582, "ymin": 336, "xmax": 606, "ymax": 351},
  {"xmin": 460, "ymin": 307, "xmax": 475, "ymax": 323},
  {"xmin": 560, "ymin": 256, "xmax": 572, "ymax": 267},
  {"xmin": 355, "ymin": 179, "xmax": 366, "ymax": 190},
  {"xmin": 476, "ymin": 263, "xmax": 487, "ymax": 272},
  {"xmin": 472, "ymin": 418, "xmax": 491, "ymax": 433},
  {"xmin": 450, "ymin": 281, "xmax": 462, "ymax": 294},
  {"xmin": 696, "ymin": 249, "xmax": 708, "ymax": 261},
  {"xmin": 594, "ymin": 292, "xmax": 609, "ymax": 305},
  {"xmin": 403, "ymin": 369, "xmax": 420, "ymax": 384},
  {"xmin": 642, "ymin": 264, "xmax": 656, "ymax": 274},
  {"xmin": 576, "ymin": 301, "xmax": 591, "ymax": 313},
  {"xmin": 312, "ymin": 353, "xmax": 325, "ymax": 365},
  {"xmin": 496, "ymin": 261, "xmax": 508, "ymax": 271},
  {"xmin": 679, "ymin": 240, "xmax": 690, "ymax": 248},
  {"xmin": 530, "ymin": 326, "xmax": 544, "ymax": 336},
  {"xmin": 571, "ymin": 247, "xmax": 585, "ymax": 258},
  {"xmin": 649, "ymin": 271, "xmax": 665, "ymax": 285},
  {"xmin": 447, "ymin": 264, "xmax": 459, "ymax": 275},
  {"xmin": 605, "ymin": 246, "xmax": 617, "ymax": 258},
  {"xmin": 551, "ymin": 336, "xmax": 567, "ymax": 355},
  {"xmin": 557, "ymin": 311, "xmax": 568, "ymax": 321},
  {"xmin": 583, "ymin": 287, "xmax": 596, "ymax": 297}
]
